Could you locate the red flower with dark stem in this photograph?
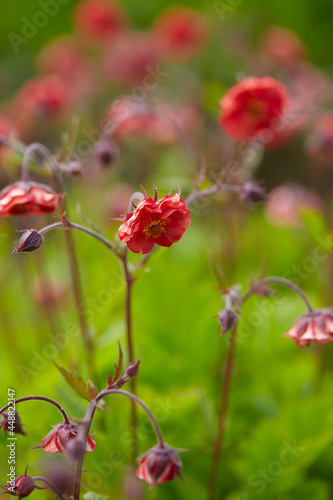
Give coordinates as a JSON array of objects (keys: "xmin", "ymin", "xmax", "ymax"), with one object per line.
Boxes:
[
  {"xmin": 154, "ymin": 7, "xmax": 208, "ymax": 60},
  {"xmin": 219, "ymin": 76, "xmax": 288, "ymax": 141},
  {"xmin": 116, "ymin": 187, "xmax": 191, "ymax": 254},
  {"xmin": 136, "ymin": 445, "xmax": 183, "ymax": 486},
  {"xmin": 36, "ymin": 422, "xmax": 96, "ymax": 455},
  {"xmin": 0, "ymin": 181, "xmax": 60, "ymax": 217},
  {"xmin": 284, "ymin": 309, "xmax": 333, "ymax": 346}
]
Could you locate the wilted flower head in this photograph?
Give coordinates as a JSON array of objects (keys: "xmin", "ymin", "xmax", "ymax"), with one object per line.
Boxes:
[
  {"xmin": 219, "ymin": 76, "xmax": 287, "ymax": 141},
  {"xmin": 284, "ymin": 309, "xmax": 333, "ymax": 346},
  {"xmin": 136, "ymin": 444, "xmax": 183, "ymax": 486},
  {"xmin": 116, "ymin": 187, "xmax": 191, "ymax": 254},
  {"xmin": 1, "ymin": 468, "xmax": 35, "ymax": 498},
  {"xmin": 154, "ymin": 7, "xmax": 207, "ymax": 59},
  {"xmin": 13, "ymin": 230, "xmax": 43, "ymax": 254},
  {"xmin": 36, "ymin": 422, "xmax": 96, "ymax": 455},
  {"xmin": 0, "ymin": 181, "xmax": 60, "ymax": 217}
]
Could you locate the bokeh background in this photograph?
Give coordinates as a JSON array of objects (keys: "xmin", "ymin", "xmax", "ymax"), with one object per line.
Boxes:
[{"xmin": 1, "ymin": 1, "xmax": 333, "ymax": 500}]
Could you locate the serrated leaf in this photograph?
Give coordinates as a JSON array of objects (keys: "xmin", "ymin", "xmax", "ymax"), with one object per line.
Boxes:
[
  {"xmin": 53, "ymin": 362, "xmax": 96, "ymax": 402},
  {"xmin": 107, "ymin": 342, "xmax": 123, "ymax": 388}
]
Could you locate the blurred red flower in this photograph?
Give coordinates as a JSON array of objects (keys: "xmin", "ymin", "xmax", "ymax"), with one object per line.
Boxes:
[
  {"xmin": 136, "ymin": 445, "xmax": 183, "ymax": 486},
  {"xmin": 16, "ymin": 74, "xmax": 70, "ymax": 117},
  {"xmin": 154, "ymin": 7, "xmax": 207, "ymax": 59},
  {"xmin": 74, "ymin": 0, "xmax": 126, "ymax": 44},
  {"xmin": 259, "ymin": 26, "xmax": 305, "ymax": 67},
  {"xmin": 117, "ymin": 187, "xmax": 191, "ymax": 254},
  {"xmin": 37, "ymin": 422, "xmax": 96, "ymax": 454},
  {"xmin": 0, "ymin": 181, "xmax": 60, "ymax": 217},
  {"xmin": 284, "ymin": 309, "xmax": 333, "ymax": 346},
  {"xmin": 219, "ymin": 76, "xmax": 287, "ymax": 141}
]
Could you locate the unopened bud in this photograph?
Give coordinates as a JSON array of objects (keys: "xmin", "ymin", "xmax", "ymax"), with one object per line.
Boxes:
[
  {"xmin": 126, "ymin": 359, "xmax": 141, "ymax": 379},
  {"xmin": 12, "ymin": 230, "xmax": 43, "ymax": 254},
  {"xmin": 94, "ymin": 140, "xmax": 119, "ymax": 167},
  {"xmin": 217, "ymin": 309, "xmax": 237, "ymax": 335},
  {"xmin": 240, "ymin": 182, "xmax": 267, "ymax": 203}
]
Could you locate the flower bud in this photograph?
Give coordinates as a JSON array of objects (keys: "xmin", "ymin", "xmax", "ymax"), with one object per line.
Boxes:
[
  {"xmin": 12, "ymin": 230, "xmax": 43, "ymax": 254},
  {"xmin": 125, "ymin": 359, "xmax": 141, "ymax": 379},
  {"xmin": 1, "ymin": 468, "xmax": 35, "ymax": 498},
  {"xmin": 0, "ymin": 411, "xmax": 26, "ymax": 436},
  {"xmin": 240, "ymin": 182, "xmax": 267, "ymax": 203},
  {"xmin": 136, "ymin": 444, "xmax": 183, "ymax": 486},
  {"xmin": 94, "ymin": 140, "xmax": 119, "ymax": 167},
  {"xmin": 217, "ymin": 309, "xmax": 237, "ymax": 335}
]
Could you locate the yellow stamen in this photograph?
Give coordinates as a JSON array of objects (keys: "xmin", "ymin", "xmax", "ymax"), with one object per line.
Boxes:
[{"xmin": 143, "ymin": 220, "xmax": 166, "ymax": 239}]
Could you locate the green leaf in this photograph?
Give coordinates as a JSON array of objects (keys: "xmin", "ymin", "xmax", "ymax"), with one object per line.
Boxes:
[
  {"xmin": 83, "ymin": 493, "xmax": 110, "ymax": 500},
  {"xmin": 53, "ymin": 362, "xmax": 97, "ymax": 402}
]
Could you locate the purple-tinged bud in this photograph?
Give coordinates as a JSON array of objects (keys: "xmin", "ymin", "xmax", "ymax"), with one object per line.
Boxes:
[
  {"xmin": 0, "ymin": 411, "xmax": 26, "ymax": 436},
  {"xmin": 126, "ymin": 359, "xmax": 141, "ymax": 379},
  {"xmin": 94, "ymin": 140, "xmax": 119, "ymax": 167},
  {"xmin": 240, "ymin": 182, "xmax": 267, "ymax": 203},
  {"xmin": 217, "ymin": 309, "xmax": 237, "ymax": 335},
  {"xmin": 1, "ymin": 468, "xmax": 35, "ymax": 498},
  {"xmin": 12, "ymin": 230, "xmax": 43, "ymax": 254},
  {"xmin": 136, "ymin": 444, "xmax": 184, "ymax": 486},
  {"xmin": 58, "ymin": 161, "xmax": 83, "ymax": 176}
]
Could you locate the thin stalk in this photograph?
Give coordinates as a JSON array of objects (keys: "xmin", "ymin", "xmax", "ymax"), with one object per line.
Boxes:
[
  {"xmin": 39, "ymin": 221, "xmax": 118, "ymax": 254},
  {"xmin": 96, "ymin": 389, "xmax": 164, "ymax": 447},
  {"xmin": 0, "ymin": 396, "xmax": 69, "ymax": 424},
  {"xmin": 21, "ymin": 142, "xmax": 55, "ymax": 182},
  {"xmin": 185, "ymin": 184, "xmax": 241, "ymax": 206},
  {"xmin": 32, "ymin": 477, "xmax": 67, "ymax": 500},
  {"xmin": 241, "ymin": 277, "xmax": 313, "ymax": 311},
  {"xmin": 122, "ymin": 251, "xmax": 138, "ymax": 462},
  {"xmin": 207, "ymin": 324, "xmax": 238, "ymax": 500},
  {"xmin": 74, "ymin": 400, "xmax": 97, "ymax": 500}
]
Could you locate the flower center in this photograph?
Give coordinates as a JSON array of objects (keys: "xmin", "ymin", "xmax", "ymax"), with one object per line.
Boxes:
[
  {"xmin": 246, "ymin": 99, "xmax": 266, "ymax": 122},
  {"xmin": 143, "ymin": 219, "xmax": 166, "ymax": 239}
]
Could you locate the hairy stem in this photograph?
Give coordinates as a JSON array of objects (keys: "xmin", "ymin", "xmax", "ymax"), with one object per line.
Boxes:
[
  {"xmin": 0, "ymin": 396, "xmax": 69, "ymax": 424},
  {"xmin": 74, "ymin": 400, "xmax": 97, "ymax": 500},
  {"xmin": 207, "ymin": 324, "xmax": 238, "ymax": 500},
  {"xmin": 241, "ymin": 276, "xmax": 313, "ymax": 311},
  {"xmin": 96, "ymin": 389, "xmax": 164, "ymax": 447},
  {"xmin": 32, "ymin": 477, "xmax": 67, "ymax": 500},
  {"xmin": 122, "ymin": 252, "xmax": 138, "ymax": 462}
]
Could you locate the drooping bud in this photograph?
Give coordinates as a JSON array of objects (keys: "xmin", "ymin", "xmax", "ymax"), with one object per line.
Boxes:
[
  {"xmin": 35, "ymin": 422, "xmax": 95, "ymax": 455},
  {"xmin": 217, "ymin": 309, "xmax": 237, "ymax": 335},
  {"xmin": 12, "ymin": 230, "xmax": 43, "ymax": 254},
  {"xmin": 136, "ymin": 444, "xmax": 183, "ymax": 486},
  {"xmin": 240, "ymin": 182, "xmax": 267, "ymax": 203},
  {"xmin": 1, "ymin": 468, "xmax": 35, "ymax": 498},
  {"xmin": 94, "ymin": 140, "xmax": 119, "ymax": 167},
  {"xmin": 0, "ymin": 411, "xmax": 26, "ymax": 436}
]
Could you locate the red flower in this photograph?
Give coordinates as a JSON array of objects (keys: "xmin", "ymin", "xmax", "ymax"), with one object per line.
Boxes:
[
  {"xmin": 154, "ymin": 7, "xmax": 207, "ymax": 60},
  {"xmin": 117, "ymin": 187, "xmax": 191, "ymax": 254},
  {"xmin": 259, "ymin": 26, "xmax": 305, "ymax": 67},
  {"xmin": 1, "ymin": 468, "xmax": 35, "ymax": 498},
  {"xmin": 37, "ymin": 422, "xmax": 96, "ymax": 454},
  {"xmin": 219, "ymin": 76, "xmax": 288, "ymax": 141},
  {"xmin": 74, "ymin": 0, "xmax": 126, "ymax": 43},
  {"xmin": 0, "ymin": 181, "xmax": 60, "ymax": 217},
  {"xmin": 136, "ymin": 445, "xmax": 183, "ymax": 486},
  {"xmin": 284, "ymin": 309, "xmax": 333, "ymax": 347},
  {"xmin": 16, "ymin": 75, "xmax": 70, "ymax": 117}
]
